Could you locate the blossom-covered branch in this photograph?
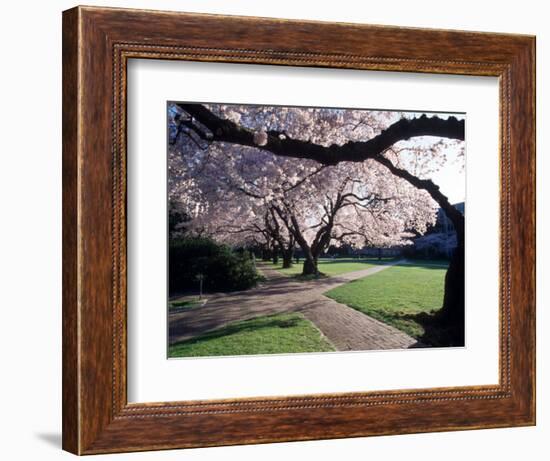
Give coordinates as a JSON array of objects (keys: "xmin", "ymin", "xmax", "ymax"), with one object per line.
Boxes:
[{"xmin": 176, "ymin": 103, "xmax": 464, "ymax": 165}]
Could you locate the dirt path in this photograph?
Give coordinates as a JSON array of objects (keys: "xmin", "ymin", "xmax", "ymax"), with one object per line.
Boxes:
[{"xmin": 168, "ymin": 260, "xmax": 418, "ymax": 350}]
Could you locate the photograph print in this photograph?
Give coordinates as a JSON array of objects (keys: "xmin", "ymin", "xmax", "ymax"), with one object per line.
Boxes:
[{"xmin": 167, "ymin": 102, "xmax": 465, "ymax": 359}]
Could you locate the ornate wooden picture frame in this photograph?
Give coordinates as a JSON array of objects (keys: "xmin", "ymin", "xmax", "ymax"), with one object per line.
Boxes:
[{"xmin": 62, "ymin": 5, "xmax": 535, "ymax": 455}]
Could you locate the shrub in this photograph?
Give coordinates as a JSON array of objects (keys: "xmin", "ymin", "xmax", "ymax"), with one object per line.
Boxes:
[{"xmin": 169, "ymin": 237, "xmax": 259, "ymax": 295}]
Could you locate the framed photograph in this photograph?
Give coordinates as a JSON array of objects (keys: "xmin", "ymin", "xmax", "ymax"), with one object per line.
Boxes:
[{"xmin": 62, "ymin": 6, "xmax": 535, "ymax": 455}]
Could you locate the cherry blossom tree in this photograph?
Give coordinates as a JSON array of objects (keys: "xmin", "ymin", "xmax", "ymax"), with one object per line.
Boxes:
[
  {"xmin": 169, "ymin": 103, "xmax": 442, "ymax": 275},
  {"xmin": 168, "ymin": 102, "xmax": 465, "ymax": 344}
]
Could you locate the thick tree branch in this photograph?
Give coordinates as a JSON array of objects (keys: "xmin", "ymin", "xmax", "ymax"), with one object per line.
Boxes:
[
  {"xmin": 376, "ymin": 154, "xmax": 464, "ymax": 241},
  {"xmin": 176, "ymin": 103, "xmax": 464, "ymax": 165}
]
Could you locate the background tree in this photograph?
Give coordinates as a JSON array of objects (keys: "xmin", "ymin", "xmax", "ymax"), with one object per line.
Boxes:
[{"xmin": 170, "ymin": 104, "xmax": 439, "ymax": 276}]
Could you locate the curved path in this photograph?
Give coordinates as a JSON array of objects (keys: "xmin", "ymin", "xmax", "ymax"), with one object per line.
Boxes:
[{"xmin": 169, "ymin": 260, "xmax": 418, "ymax": 351}]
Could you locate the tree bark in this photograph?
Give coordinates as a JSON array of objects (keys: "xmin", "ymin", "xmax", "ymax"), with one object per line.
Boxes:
[
  {"xmin": 439, "ymin": 239, "xmax": 465, "ymax": 345},
  {"xmin": 178, "ymin": 104, "xmax": 464, "ymax": 166},
  {"xmin": 431, "ymin": 216, "xmax": 465, "ymax": 345},
  {"xmin": 302, "ymin": 254, "xmax": 319, "ymax": 276},
  {"xmin": 282, "ymin": 247, "xmax": 294, "ymax": 269},
  {"xmin": 274, "ymin": 208, "xmax": 321, "ymax": 276},
  {"xmin": 261, "ymin": 247, "xmax": 271, "ymax": 261},
  {"xmin": 292, "ymin": 238, "xmax": 319, "ymax": 275}
]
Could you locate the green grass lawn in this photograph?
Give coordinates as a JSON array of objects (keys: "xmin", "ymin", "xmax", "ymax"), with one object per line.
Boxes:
[
  {"xmin": 169, "ymin": 297, "xmax": 205, "ymax": 311},
  {"xmin": 273, "ymin": 258, "xmax": 389, "ymax": 277},
  {"xmin": 326, "ymin": 262, "xmax": 448, "ymax": 340},
  {"xmin": 168, "ymin": 312, "xmax": 335, "ymax": 358}
]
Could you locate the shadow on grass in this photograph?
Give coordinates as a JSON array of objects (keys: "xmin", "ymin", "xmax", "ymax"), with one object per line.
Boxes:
[
  {"xmin": 312, "ymin": 257, "xmax": 398, "ymax": 266},
  {"xmin": 171, "ymin": 314, "xmax": 302, "ymax": 347},
  {"xmin": 405, "ymin": 311, "xmax": 465, "ymax": 348},
  {"xmin": 271, "ymin": 257, "xmax": 397, "ymax": 273},
  {"xmin": 289, "ymin": 272, "xmax": 328, "ymax": 282}
]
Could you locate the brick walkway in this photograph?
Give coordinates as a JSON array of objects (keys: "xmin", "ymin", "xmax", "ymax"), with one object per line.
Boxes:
[{"xmin": 168, "ymin": 260, "xmax": 418, "ymax": 350}]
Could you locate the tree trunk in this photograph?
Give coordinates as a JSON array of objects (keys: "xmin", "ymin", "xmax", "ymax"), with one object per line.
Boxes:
[
  {"xmin": 282, "ymin": 248, "xmax": 294, "ymax": 269},
  {"xmin": 261, "ymin": 247, "xmax": 271, "ymax": 261},
  {"xmin": 436, "ymin": 219, "xmax": 465, "ymax": 345},
  {"xmin": 302, "ymin": 256, "xmax": 318, "ymax": 275},
  {"xmin": 272, "ymin": 249, "xmax": 279, "ymax": 265}
]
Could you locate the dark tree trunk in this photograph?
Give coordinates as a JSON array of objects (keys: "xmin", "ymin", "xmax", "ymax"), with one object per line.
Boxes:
[
  {"xmin": 378, "ymin": 248, "xmax": 382, "ymax": 261},
  {"xmin": 282, "ymin": 248, "xmax": 294, "ymax": 269},
  {"xmin": 436, "ymin": 219, "xmax": 465, "ymax": 345},
  {"xmin": 179, "ymin": 104, "xmax": 464, "ymax": 166},
  {"xmin": 272, "ymin": 250, "xmax": 279, "ymax": 265},
  {"xmin": 302, "ymin": 256, "xmax": 319, "ymax": 275},
  {"xmin": 437, "ymin": 242, "xmax": 465, "ymax": 345},
  {"xmin": 261, "ymin": 248, "xmax": 271, "ymax": 261}
]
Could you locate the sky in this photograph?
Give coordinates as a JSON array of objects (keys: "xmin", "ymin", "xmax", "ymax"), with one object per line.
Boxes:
[
  {"xmin": 407, "ymin": 134, "xmax": 465, "ymax": 205},
  {"xmin": 402, "ymin": 112, "xmax": 465, "ymax": 205},
  {"xmin": 431, "ymin": 149, "xmax": 465, "ymax": 205}
]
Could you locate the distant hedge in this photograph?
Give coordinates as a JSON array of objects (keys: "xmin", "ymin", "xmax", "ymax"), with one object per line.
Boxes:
[{"xmin": 169, "ymin": 237, "xmax": 259, "ymax": 295}]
